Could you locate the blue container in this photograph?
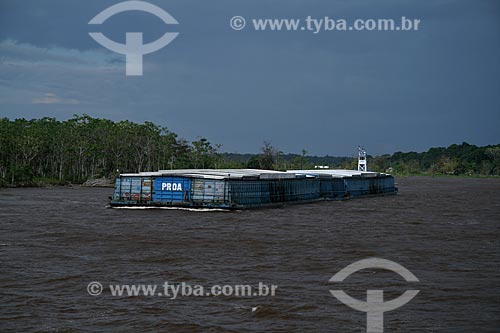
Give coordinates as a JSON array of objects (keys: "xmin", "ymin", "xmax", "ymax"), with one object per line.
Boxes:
[
  {"xmin": 229, "ymin": 180, "xmax": 271, "ymax": 206},
  {"xmin": 153, "ymin": 177, "xmax": 191, "ymax": 203},
  {"xmin": 343, "ymin": 176, "xmax": 395, "ymax": 197},
  {"xmin": 228, "ymin": 179, "xmax": 321, "ymax": 207},
  {"xmin": 319, "ymin": 178, "xmax": 347, "ymax": 199}
]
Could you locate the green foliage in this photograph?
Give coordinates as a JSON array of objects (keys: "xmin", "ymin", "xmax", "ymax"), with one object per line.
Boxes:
[
  {"xmin": 0, "ymin": 115, "xmax": 223, "ymax": 186},
  {"xmin": 244, "ymin": 141, "xmax": 276, "ymax": 170},
  {"xmin": 369, "ymin": 142, "xmax": 500, "ymax": 176}
]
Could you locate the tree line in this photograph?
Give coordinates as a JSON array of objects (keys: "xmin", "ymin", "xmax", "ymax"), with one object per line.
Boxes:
[
  {"xmin": 224, "ymin": 142, "xmax": 500, "ymax": 176},
  {"xmin": 0, "ymin": 115, "xmax": 223, "ymax": 186},
  {"xmin": 367, "ymin": 142, "xmax": 500, "ymax": 176},
  {"xmin": 0, "ymin": 116, "xmax": 498, "ymax": 186}
]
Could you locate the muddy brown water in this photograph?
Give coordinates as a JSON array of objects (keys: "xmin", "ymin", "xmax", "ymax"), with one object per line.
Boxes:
[{"xmin": 1, "ymin": 177, "xmax": 499, "ymax": 332}]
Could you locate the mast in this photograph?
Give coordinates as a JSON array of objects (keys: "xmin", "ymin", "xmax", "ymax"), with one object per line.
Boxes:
[{"xmin": 358, "ymin": 146, "xmax": 367, "ymax": 172}]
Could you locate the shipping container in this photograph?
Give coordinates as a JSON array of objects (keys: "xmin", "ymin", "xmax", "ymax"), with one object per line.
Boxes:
[
  {"xmin": 287, "ymin": 170, "xmax": 396, "ymax": 199},
  {"xmin": 228, "ymin": 178, "xmax": 321, "ymax": 207},
  {"xmin": 113, "ymin": 176, "xmax": 152, "ymax": 203},
  {"xmin": 192, "ymin": 178, "xmax": 228, "ymax": 207},
  {"xmin": 153, "ymin": 176, "xmax": 191, "ymax": 203}
]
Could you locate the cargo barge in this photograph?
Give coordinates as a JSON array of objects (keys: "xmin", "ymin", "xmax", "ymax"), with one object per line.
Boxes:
[{"xmin": 110, "ymin": 168, "xmax": 396, "ymax": 209}]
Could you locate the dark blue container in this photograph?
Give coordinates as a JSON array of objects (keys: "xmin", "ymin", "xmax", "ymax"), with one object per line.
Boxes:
[
  {"xmin": 319, "ymin": 178, "xmax": 347, "ymax": 199},
  {"xmin": 153, "ymin": 177, "xmax": 191, "ymax": 203},
  {"xmin": 228, "ymin": 179, "xmax": 321, "ymax": 207}
]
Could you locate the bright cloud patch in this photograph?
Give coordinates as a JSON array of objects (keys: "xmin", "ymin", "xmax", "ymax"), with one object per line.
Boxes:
[{"xmin": 32, "ymin": 92, "xmax": 80, "ymax": 105}]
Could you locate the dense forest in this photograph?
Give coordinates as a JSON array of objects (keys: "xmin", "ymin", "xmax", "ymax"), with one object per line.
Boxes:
[
  {"xmin": 0, "ymin": 115, "xmax": 224, "ymax": 186},
  {"xmin": 368, "ymin": 143, "xmax": 500, "ymax": 176},
  {"xmin": 0, "ymin": 116, "xmax": 499, "ymax": 186}
]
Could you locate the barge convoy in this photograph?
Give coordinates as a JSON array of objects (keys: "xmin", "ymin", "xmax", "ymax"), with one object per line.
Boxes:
[
  {"xmin": 110, "ymin": 169, "xmax": 396, "ymax": 210},
  {"xmin": 110, "ymin": 148, "xmax": 396, "ymax": 210}
]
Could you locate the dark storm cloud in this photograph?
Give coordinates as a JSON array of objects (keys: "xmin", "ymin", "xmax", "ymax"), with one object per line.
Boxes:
[{"xmin": 0, "ymin": 0, "xmax": 499, "ymax": 155}]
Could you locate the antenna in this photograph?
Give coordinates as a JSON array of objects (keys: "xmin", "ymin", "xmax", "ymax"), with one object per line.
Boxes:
[{"xmin": 358, "ymin": 146, "xmax": 367, "ymax": 172}]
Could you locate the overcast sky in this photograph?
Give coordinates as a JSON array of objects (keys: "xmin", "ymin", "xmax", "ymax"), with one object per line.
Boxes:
[{"xmin": 0, "ymin": 0, "xmax": 499, "ymax": 156}]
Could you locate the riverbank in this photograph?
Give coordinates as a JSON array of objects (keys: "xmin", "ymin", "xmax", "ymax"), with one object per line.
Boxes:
[
  {"xmin": 392, "ymin": 172, "xmax": 500, "ymax": 178},
  {"xmin": 0, "ymin": 177, "xmax": 114, "ymax": 188}
]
